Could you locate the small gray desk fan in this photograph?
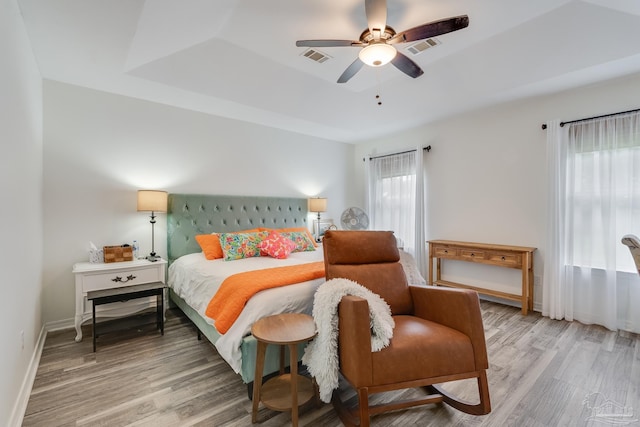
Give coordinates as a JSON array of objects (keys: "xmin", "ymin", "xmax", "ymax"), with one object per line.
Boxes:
[{"xmin": 340, "ymin": 207, "xmax": 369, "ymax": 230}]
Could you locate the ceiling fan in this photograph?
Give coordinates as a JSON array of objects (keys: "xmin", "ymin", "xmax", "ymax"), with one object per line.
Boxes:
[{"xmin": 296, "ymin": 0, "xmax": 469, "ymax": 83}]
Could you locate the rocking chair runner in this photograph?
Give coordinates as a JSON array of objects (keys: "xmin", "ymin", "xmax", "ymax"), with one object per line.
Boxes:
[{"xmin": 322, "ymin": 230, "xmax": 491, "ymax": 426}]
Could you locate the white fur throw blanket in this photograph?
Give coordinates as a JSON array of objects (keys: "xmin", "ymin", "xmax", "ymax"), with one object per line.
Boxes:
[{"xmin": 302, "ymin": 278, "xmax": 395, "ymax": 403}]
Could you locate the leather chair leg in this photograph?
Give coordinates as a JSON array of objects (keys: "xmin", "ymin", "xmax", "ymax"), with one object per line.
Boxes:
[{"xmin": 357, "ymin": 387, "xmax": 370, "ymax": 427}]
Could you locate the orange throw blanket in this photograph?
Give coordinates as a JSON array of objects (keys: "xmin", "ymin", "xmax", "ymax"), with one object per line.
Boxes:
[{"xmin": 205, "ymin": 261, "xmax": 325, "ymax": 334}]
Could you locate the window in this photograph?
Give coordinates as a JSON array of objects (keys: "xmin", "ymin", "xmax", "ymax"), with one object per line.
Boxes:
[
  {"xmin": 366, "ymin": 148, "xmax": 428, "ymax": 276},
  {"xmin": 544, "ymin": 110, "xmax": 640, "ymax": 331},
  {"xmin": 568, "ymin": 118, "xmax": 640, "ymax": 272}
]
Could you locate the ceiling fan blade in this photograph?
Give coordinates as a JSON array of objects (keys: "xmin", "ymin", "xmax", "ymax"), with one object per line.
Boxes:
[
  {"xmin": 389, "ymin": 15, "xmax": 469, "ymax": 44},
  {"xmin": 337, "ymin": 58, "xmax": 365, "ymax": 83},
  {"xmin": 296, "ymin": 40, "xmax": 362, "ymax": 48},
  {"xmin": 365, "ymin": 0, "xmax": 387, "ymax": 34},
  {"xmin": 391, "ymin": 52, "xmax": 424, "ymax": 79}
]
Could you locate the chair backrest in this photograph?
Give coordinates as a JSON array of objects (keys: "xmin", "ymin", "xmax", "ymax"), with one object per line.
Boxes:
[{"xmin": 323, "ymin": 230, "xmax": 413, "ymax": 315}]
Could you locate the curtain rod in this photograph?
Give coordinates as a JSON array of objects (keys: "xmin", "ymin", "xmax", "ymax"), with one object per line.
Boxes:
[
  {"xmin": 541, "ymin": 107, "xmax": 640, "ymax": 130},
  {"xmin": 366, "ymin": 145, "xmax": 431, "ymax": 161}
]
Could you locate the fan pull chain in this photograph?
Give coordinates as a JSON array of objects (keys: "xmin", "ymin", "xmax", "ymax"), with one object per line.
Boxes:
[{"xmin": 375, "ymin": 69, "xmax": 383, "ymax": 106}]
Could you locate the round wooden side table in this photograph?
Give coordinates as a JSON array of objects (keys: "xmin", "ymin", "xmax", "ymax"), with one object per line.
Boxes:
[{"xmin": 251, "ymin": 313, "xmax": 317, "ymax": 426}]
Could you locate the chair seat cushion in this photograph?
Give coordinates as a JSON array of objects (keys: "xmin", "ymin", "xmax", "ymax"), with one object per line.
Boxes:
[{"xmin": 371, "ymin": 315, "xmax": 476, "ymax": 385}]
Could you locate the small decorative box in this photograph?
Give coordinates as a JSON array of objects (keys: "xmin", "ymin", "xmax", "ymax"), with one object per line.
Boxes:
[
  {"xmin": 89, "ymin": 248, "xmax": 103, "ymax": 264},
  {"xmin": 103, "ymin": 245, "xmax": 133, "ymax": 263}
]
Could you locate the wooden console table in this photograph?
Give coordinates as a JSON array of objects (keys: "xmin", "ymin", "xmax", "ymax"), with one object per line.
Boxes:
[{"xmin": 428, "ymin": 240, "xmax": 536, "ymax": 315}]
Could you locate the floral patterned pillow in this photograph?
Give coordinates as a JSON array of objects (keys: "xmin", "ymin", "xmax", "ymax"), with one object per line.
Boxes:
[
  {"xmin": 218, "ymin": 231, "xmax": 269, "ymax": 261},
  {"xmin": 258, "ymin": 231, "xmax": 297, "ymax": 259},
  {"xmin": 276, "ymin": 227, "xmax": 318, "ymax": 247},
  {"xmin": 280, "ymin": 231, "xmax": 316, "ymax": 252}
]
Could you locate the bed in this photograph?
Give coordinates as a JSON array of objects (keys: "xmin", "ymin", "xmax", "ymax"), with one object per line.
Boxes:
[{"xmin": 166, "ymin": 194, "xmax": 323, "ymax": 387}]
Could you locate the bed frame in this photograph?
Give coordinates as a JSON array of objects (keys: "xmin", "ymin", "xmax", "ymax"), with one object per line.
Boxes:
[{"xmin": 166, "ymin": 193, "xmax": 311, "ymax": 386}]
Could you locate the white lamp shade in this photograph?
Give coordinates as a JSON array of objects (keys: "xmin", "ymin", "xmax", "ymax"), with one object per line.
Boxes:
[
  {"xmin": 308, "ymin": 197, "xmax": 327, "ymax": 213},
  {"xmin": 137, "ymin": 190, "xmax": 168, "ymax": 212},
  {"xmin": 358, "ymin": 43, "xmax": 397, "ymax": 67}
]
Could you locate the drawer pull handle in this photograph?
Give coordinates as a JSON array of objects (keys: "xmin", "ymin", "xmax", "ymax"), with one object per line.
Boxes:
[
  {"xmin": 501, "ymin": 256, "xmax": 506, "ymax": 261},
  {"xmin": 444, "ymin": 250, "xmax": 448, "ymax": 253},
  {"xmin": 112, "ymin": 274, "xmax": 136, "ymax": 283},
  {"xmin": 470, "ymin": 253, "xmax": 475, "ymax": 257}
]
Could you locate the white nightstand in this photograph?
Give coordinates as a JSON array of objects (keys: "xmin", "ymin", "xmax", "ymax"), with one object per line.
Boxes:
[{"xmin": 72, "ymin": 258, "xmax": 167, "ymax": 342}]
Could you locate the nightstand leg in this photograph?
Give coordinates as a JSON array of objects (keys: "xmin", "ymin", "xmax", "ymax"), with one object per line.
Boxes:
[
  {"xmin": 157, "ymin": 291, "xmax": 164, "ymax": 335},
  {"xmin": 74, "ymin": 314, "xmax": 83, "ymax": 342},
  {"xmin": 74, "ymin": 288, "xmax": 84, "ymax": 342},
  {"xmin": 279, "ymin": 345, "xmax": 285, "ymax": 375},
  {"xmin": 252, "ymin": 341, "xmax": 267, "ymax": 423},
  {"xmin": 92, "ymin": 302, "xmax": 97, "ymax": 352},
  {"xmin": 289, "ymin": 344, "xmax": 299, "ymax": 427}
]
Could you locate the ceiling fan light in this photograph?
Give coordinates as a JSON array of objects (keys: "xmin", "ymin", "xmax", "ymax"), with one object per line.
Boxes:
[{"xmin": 358, "ymin": 43, "xmax": 397, "ymax": 67}]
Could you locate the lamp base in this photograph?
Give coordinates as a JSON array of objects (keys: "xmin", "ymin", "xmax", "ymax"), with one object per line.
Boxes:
[
  {"xmin": 146, "ymin": 254, "xmax": 161, "ymax": 262},
  {"xmin": 315, "ymin": 212, "xmax": 322, "ymax": 243}
]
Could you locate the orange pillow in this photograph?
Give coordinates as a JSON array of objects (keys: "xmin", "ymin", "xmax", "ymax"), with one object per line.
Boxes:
[
  {"xmin": 195, "ymin": 234, "xmax": 223, "ymax": 260},
  {"xmin": 277, "ymin": 227, "xmax": 318, "ymax": 247}
]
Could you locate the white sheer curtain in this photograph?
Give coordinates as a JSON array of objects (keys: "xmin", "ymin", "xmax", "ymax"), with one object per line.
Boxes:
[
  {"xmin": 543, "ymin": 112, "xmax": 640, "ymax": 331},
  {"xmin": 543, "ymin": 119, "xmax": 572, "ymax": 322},
  {"xmin": 367, "ymin": 150, "xmax": 427, "ymax": 274}
]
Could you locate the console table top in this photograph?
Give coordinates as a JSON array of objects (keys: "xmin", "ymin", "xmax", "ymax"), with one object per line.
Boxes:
[{"xmin": 428, "ymin": 240, "xmax": 536, "ymax": 253}]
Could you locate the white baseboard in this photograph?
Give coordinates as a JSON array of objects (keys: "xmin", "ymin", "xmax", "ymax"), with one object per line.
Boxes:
[
  {"xmin": 8, "ymin": 325, "xmax": 47, "ymax": 427},
  {"xmin": 46, "ymin": 317, "xmax": 75, "ymax": 332}
]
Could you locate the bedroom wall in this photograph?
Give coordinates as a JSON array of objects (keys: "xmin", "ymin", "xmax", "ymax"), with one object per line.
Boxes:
[
  {"xmin": 42, "ymin": 81, "xmax": 354, "ymax": 325},
  {"xmin": 1, "ymin": 0, "xmax": 43, "ymax": 423},
  {"xmin": 354, "ymin": 71, "xmax": 640, "ymax": 310}
]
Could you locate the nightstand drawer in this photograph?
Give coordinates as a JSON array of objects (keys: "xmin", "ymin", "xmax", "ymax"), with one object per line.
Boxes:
[{"xmin": 82, "ymin": 267, "xmax": 162, "ymax": 292}]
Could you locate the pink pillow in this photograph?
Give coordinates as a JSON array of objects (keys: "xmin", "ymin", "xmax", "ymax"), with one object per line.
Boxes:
[{"xmin": 258, "ymin": 231, "xmax": 297, "ymax": 259}]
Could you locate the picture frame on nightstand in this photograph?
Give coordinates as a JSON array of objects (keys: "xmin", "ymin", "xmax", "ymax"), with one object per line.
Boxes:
[{"xmin": 314, "ymin": 219, "xmax": 334, "ymax": 240}]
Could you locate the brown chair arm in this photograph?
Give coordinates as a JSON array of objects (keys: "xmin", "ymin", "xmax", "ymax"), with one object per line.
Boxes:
[
  {"xmin": 337, "ymin": 295, "xmax": 374, "ymax": 387},
  {"xmin": 410, "ymin": 286, "xmax": 489, "ymax": 370}
]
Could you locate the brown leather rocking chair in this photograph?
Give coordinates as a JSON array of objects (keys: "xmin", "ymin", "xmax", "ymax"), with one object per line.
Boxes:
[{"xmin": 322, "ymin": 230, "xmax": 491, "ymax": 426}]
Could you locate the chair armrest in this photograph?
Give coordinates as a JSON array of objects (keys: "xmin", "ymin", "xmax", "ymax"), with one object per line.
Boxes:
[
  {"xmin": 410, "ymin": 286, "xmax": 489, "ymax": 369},
  {"xmin": 337, "ymin": 295, "xmax": 373, "ymax": 387}
]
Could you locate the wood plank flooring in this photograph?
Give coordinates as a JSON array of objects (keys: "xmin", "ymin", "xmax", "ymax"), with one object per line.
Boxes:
[{"xmin": 23, "ymin": 302, "xmax": 640, "ymax": 426}]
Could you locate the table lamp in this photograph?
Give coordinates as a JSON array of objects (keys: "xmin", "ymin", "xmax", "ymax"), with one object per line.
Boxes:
[
  {"xmin": 137, "ymin": 190, "xmax": 167, "ymax": 262},
  {"xmin": 308, "ymin": 197, "xmax": 327, "ymax": 242}
]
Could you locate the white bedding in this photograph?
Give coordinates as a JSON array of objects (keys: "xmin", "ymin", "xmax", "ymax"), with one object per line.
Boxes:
[{"xmin": 168, "ymin": 250, "xmax": 325, "ymax": 374}]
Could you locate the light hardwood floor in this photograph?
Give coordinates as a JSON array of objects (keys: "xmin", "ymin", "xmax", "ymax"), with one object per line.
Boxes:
[{"xmin": 23, "ymin": 302, "xmax": 640, "ymax": 426}]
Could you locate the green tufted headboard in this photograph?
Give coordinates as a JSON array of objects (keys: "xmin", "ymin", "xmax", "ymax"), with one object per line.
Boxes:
[{"xmin": 167, "ymin": 194, "xmax": 309, "ymax": 264}]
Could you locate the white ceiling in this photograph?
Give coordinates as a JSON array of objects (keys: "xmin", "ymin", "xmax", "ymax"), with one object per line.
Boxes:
[{"xmin": 17, "ymin": 0, "xmax": 640, "ymax": 143}]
